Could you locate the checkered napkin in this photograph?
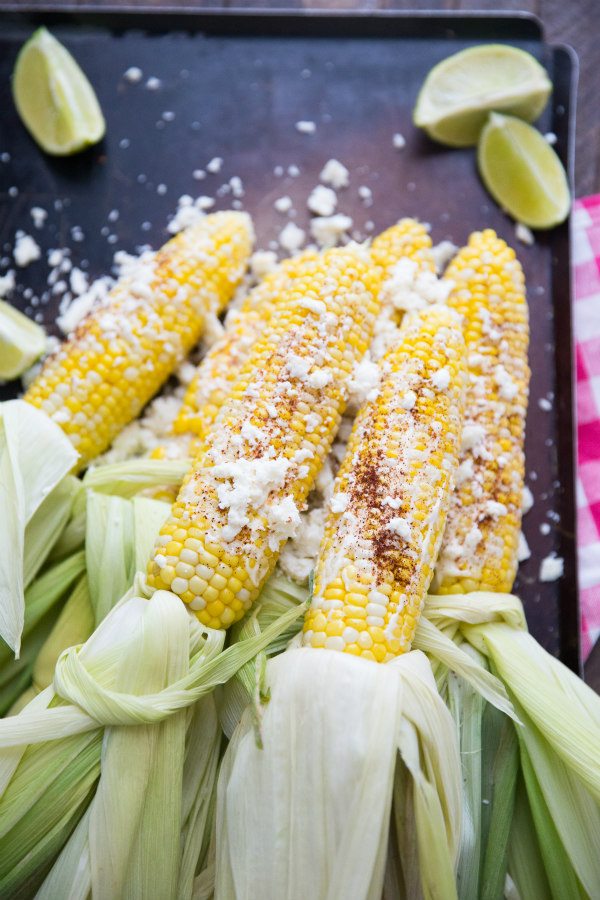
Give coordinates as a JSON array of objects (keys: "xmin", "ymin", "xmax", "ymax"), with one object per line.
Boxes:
[{"xmin": 572, "ymin": 196, "xmax": 600, "ymax": 658}]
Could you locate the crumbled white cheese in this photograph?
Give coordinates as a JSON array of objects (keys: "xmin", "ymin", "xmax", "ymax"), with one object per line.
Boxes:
[
  {"xmin": 307, "ymin": 369, "xmax": 331, "ymax": 388},
  {"xmin": 30, "ymin": 207, "xmax": 47, "ymax": 229},
  {"xmin": 208, "ymin": 456, "xmax": 291, "ymax": 543},
  {"xmin": 0, "ymin": 270, "xmax": 15, "ymax": 298},
  {"xmin": 330, "ymin": 493, "xmax": 350, "ymax": 514},
  {"xmin": 229, "ymin": 176, "xmax": 244, "ymax": 198},
  {"xmin": 358, "ymin": 185, "xmax": 372, "ymax": 206},
  {"xmin": 485, "ymin": 500, "xmax": 507, "ymax": 518},
  {"xmin": 522, "ymin": 485, "xmax": 534, "ymax": 514},
  {"xmin": 145, "ymin": 76, "xmax": 162, "ymax": 90},
  {"xmin": 288, "ymin": 165, "xmax": 300, "ymax": 177},
  {"xmin": 14, "ymin": 232, "xmax": 41, "ymax": 267},
  {"xmin": 266, "ymin": 496, "xmax": 301, "ymax": 551},
  {"xmin": 320, "ymin": 159, "xmax": 349, "ymax": 190},
  {"xmin": 515, "ymin": 223, "xmax": 535, "ymax": 246},
  {"xmin": 206, "ymin": 157, "xmax": 223, "ymax": 173},
  {"xmin": 310, "ymin": 214, "xmax": 352, "ymax": 248},
  {"xmin": 518, "ymin": 532, "xmax": 531, "ymax": 562},
  {"xmin": 388, "ymin": 517, "xmax": 412, "ymax": 541},
  {"xmin": 295, "ymin": 120, "xmax": 316, "ymax": 134},
  {"xmin": 57, "ymin": 275, "xmax": 112, "ymax": 335},
  {"xmin": 381, "ymin": 257, "xmax": 453, "ymax": 311},
  {"xmin": 69, "ymin": 267, "xmax": 88, "ymax": 296},
  {"xmin": 431, "ymin": 367, "xmax": 450, "ymax": 391},
  {"xmin": 399, "ymin": 390, "xmax": 417, "ymax": 411},
  {"xmin": 307, "ymin": 185, "xmax": 337, "ymax": 217},
  {"xmin": 393, "ymin": 133, "xmax": 406, "ymax": 149},
  {"xmin": 494, "ymin": 365, "xmax": 518, "ymax": 401},
  {"xmin": 167, "ymin": 194, "xmax": 213, "ymax": 234},
  {"xmin": 124, "ymin": 66, "xmax": 143, "ymax": 83},
  {"xmin": 544, "ymin": 132, "xmax": 557, "ymax": 145},
  {"xmin": 274, "ymin": 196, "xmax": 293, "ymax": 213},
  {"xmin": 455, "ymin": 458, "xmax": 474, "ymax": 486},
  {"xmin": 279, "ymin": 222, "xmax": 305, "ymax": 253},
  {"xmin": 461, "ymin": 424, "xmax": 486, "ymax": 454},
  {"xmin": 538, "ymin": 397, "xmax": 552, "ymax": 411},
  {"xmin": 540, "ymin": 522, "xmax": 551, "ymax": 536},
  {"xmin": 347, "ymin": 357, "xmax": 380, "ymax": 408},
  {"xmin": 539, "ymin": 553, "xmax": 564, "ymax": 582},
  {"xmin": 278, "ymin": 507, "xmax": 327, "ymax": 583},
  {"xmin": 431, "ymin": 240, "xmax": 458, "ymax": 274},
  {"xmin": 250, "ymin": 250, "xmax": 278, "ymax": 280}
]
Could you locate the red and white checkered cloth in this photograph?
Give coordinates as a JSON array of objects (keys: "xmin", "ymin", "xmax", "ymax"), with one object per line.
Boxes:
[{"xmin": 573, "ymin": 196, "xmax": 600, "ymax": 658}]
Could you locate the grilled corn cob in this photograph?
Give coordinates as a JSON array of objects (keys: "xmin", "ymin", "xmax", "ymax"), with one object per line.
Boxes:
[
  {"xmin": 147, "ymin": 246, "xmax": 380, "ymax": 629},
  {"xmin": 169, "ymin": 251, "xmax": 318, "ymax": 449},
  {"xmin": 302, "ymin": 304, "xmax": 466, "ymax": 662},
  {"xmin": 24, "ymin": 213, "xmax": 253, "ymax": 470},
  {"xmin": 434, "ymin": 229, "xmax": 530, "ymax": 594}
]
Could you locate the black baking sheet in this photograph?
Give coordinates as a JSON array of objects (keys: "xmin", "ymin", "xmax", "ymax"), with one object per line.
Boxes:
[{"xmin": 0, "ymin": 8, "xmax": 579, "ymax": 668}]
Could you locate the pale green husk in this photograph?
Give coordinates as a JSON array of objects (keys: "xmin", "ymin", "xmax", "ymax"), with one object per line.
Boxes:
[
  {"xmin": 217, "ymin": 647, "xmax": 462, "ymax": 900},
  {"xmin": 0, "ymin": 401, "xmax": 78, "ymax": 654}
]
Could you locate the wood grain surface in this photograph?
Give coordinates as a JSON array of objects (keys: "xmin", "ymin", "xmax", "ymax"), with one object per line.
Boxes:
[
  {"xmin": 19, "ymin": 0, "xmax": 600, "ymax": 195},
  {"xmin": 10, "ymin": 0, "xmax": 600, "ymax": 688}
]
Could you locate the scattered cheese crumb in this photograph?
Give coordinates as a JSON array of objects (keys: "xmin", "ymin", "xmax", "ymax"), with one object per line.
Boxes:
[
  {"xmin": 124, "ymin": 66, "xmax": 143, "ymax": 83},
  {"xmin": 494, "ymin": 365, "xmax": 518, "ymax": 401},
  {"xmin": 295, "ymin": 120, "xmax": 316, "ymax": 134},
  {"xmin": 518, "ymin": 532, "xmax": 531, "ymax": 562},
  {"xmin": 522, "ymin": 485, "xmax": 534, "ymax": 514},
  {"xmin": 30, "ymin": 207, "xmax": 47, "ymax": 229},
  {"xmin": 279, "ymin": 222, "xmax": 305, "ymax": 253},
  {"xmin": 145, "ymin": 76, "xmax": 162, "ymax": 90},
  {"xmin": 207, "ymin": 157, "xmax": 223, "ymax": 173},
  {"xmin": 431, "ymin": 367, "xmax": 450, "ymax": 391},
  {"xmin": 399, "ymin": 390, "xmax": 417, "ymax": 410},
  {"xmin": 358, "ymin": 185, "xmax": 373, "ymax": 207},
  {"xmin": 69, "ymin": 267, "xmax": 88, "ymax": 296},
  {"xmin": 274, "ymin": 196, "xmax": 293, "ymax": 213},
  {"xmin": 348, "ymin": 357, "xmax": 380, "ymax": 408},
  {"xmin": 0, "ymin": 270, "xmax": 15, "ymax": 298},
  {"xmin": 393, "ymin": 133, "xmax": 406, "ymax": 149},
  {"xmin": 544, "ymin": 132, "xmax": 557, "ymax": 145},
  {"xmin": 288, "ymin": 165, "xmax": 300, "ymax": 177},
  {"xmin": 461, "ymin": 424, "xmax": 486, "ymax": 453},
  {"xmin": 330, "ymin": 493, "xmax": 349, "ymax": 514},
  {"xmin": 307, "ymin": 185, "xmax": 337, "ymax": 217},
  {"xmin": 540, "ymin": 522, "xmax": 551, "ymax": 536},
  {"xmin": 538, "ymin": 397, "xmax": 552, "ymax": 411},
  {"xmin": 388, "ymin": 517, "xmax": 412, "ymax": 541},
  {"xmin": 310, "ymin": 214, "xmax": 352, "ymax": 248},
  {"xmin": 320, "ymin": 159, "xmax": 349, "ymax": 190},
  {"xmin": 539, "ymin": 553, "xmax": 564, "ymax": 582},
  {"xmin": 250, "ymin": 250, "xmax": 278, "ymax": 280},
  {"xmin": 193, "ymin": 169, "xmax": 206, "ymax": 180},
  {"xmin": 515, "ymin": 223, "xmax": 535, "ymax": 246},
  {"xmin": 229, "ymin": 176, "xmax": 244, "ymax": 198},
  {"xmin": 432, "ymin": 240, "xmax": 457, "ymax": 274},
  {"xmin": 14, "ymin": 232, "xmax": 41, "ymax": 267}
]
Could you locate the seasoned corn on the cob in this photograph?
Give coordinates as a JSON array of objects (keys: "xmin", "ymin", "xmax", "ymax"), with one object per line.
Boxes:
[
  {"xmin": 170, "ymin": 251, "xmax": 318, "ymax": 448},
  {"xmin": 25, "ymin": 213, "xmax": 253, "ymax": 470},
  {"xmin": 147, "ymin": 247, "xmax": 381, "ymax": 629},
  {"xmin": 303, "ymin": 304, "xmax": 466, "ymax": 662},
  {"xmin": 434, "ymin": 229, "xmax": 530, "ymax": 594}
]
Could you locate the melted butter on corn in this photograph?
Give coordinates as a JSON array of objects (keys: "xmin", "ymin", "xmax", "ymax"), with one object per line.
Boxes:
[{"xmin": 303, "ymin": 304, "xmax": 466, "ymax": 662}]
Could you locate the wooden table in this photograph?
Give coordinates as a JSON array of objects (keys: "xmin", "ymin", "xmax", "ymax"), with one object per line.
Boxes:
[{"xmin": 18, "ymin": 0, "xmax": 600, "ymax": 686}]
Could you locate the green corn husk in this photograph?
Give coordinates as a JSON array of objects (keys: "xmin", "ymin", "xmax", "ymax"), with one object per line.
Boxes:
[
  {"xmin": 0, "ymin": 401, "xmax": 78, "ymax": 654},
  {"xmin": 0, "ymin": 551, "xmax": 86, "ymax": 715},
  {"xmin": 422, "ymin": 591, "xmax": 600, "ymax": 899}
]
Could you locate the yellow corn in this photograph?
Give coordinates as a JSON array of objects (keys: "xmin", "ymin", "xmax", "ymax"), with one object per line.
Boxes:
[
  {"xmin": 147, "ymin": 247, "xmax": 381, "ymax": 629},
  {"xmin": 434, "ymin": 229, "xmax": 530, "ymax": 594},
  {"xmin": 170, "ymin": 251, "xmax": 318, "ymax": 448},
  {"xmin": 303, "ymin": 304, "xmax": 466, "ymax": 662},
  {"xmin": 371, "ymin": 217, "xmax": 435, "ymax": 276},
  {"xmin": 24, "ymin": 212, "xmax": 253, "ymax": 470}
]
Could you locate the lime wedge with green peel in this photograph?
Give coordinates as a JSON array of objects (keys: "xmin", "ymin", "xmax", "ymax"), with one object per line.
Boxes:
[
  {"xmin": 414, "ymin": 44, "xmax": 552, "ymax": 147},
  {"xmin": 0, "ymin": 300, "xmax": 47, "ymax": 380},
  {"xmin": 12, "ymin": 27, "xmax": 105, "ymax": 156},
  {"xmin": 478, "ymin": 113, "xmax": 570, "ymax": 229}
]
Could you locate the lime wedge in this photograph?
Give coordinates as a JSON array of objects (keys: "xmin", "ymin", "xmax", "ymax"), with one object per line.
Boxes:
[
  {"xmin": 0, "ymin": 300, "xmax": 46, "ymax": 380},
  {"xmin": 414, "ymin": 44, "xmax": 552, "ymax": 147},
  {"xmin": 12, "ymin": 27, "xmax": 105, "ymax": 156},
  {"xmin": 478, "ymin": 113, "xmax": 570, "ymax": 229}
]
